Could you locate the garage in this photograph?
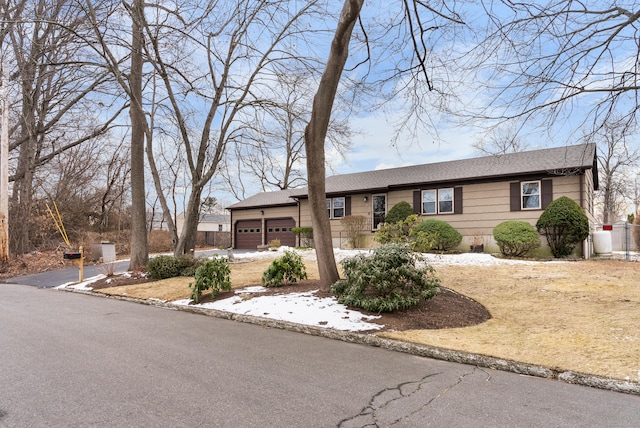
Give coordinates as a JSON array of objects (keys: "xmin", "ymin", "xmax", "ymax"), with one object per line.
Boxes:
[
  {"xmin": 266, "ymin": 218, "xmax": 296, "ymax": 247},
  {"xmin": 234, "ymin": 220, "xmax": 262, "ymax": 249}
]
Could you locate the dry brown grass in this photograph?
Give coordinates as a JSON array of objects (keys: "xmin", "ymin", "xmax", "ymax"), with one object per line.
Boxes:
[
  {"xmin": 382, "ymin": 260, "xmax": 640, "ymax": 382},
  {"xmin": 97, "ymin": 258, "xmax": 321, "ymax": 302},
  {"xmin": 97, "ymin": 255, "xmax": 640, "ymax": 382}
]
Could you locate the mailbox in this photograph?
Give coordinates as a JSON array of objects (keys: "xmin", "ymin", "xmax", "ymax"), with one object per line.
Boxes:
[{"xmin": 63, "ymin": 251, "xmax": 82, "ymax": 260}]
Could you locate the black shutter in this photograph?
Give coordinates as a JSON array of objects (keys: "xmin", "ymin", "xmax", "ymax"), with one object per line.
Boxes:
[
  {"xmin": 541, "ymin": 179, "xmax": 553, "ymax": 209},
  {"xmin": 454, "ymin": 187, "xmax": 463, "ymax": 214},
  {"xmin": 413, "ymin": 191, "xmax": 421, "ymax": 214},
  {"xmin": 510, "ymin": 182, "xmax": 521, "ymax": 211},
  {"xmin": 345, "ymin": 196, "xmax": 351, "ymax": 216}
]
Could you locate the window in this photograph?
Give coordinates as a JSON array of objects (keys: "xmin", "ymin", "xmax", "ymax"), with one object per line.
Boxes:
[
  {"xmin": 372, "ymin": 194, "xmax": 386, "ymax": 229},
  {"xmin": 326, "ymin": 197, "xmax": 345, "ymax": 219},
  {"xmin": 521, "ymin": 181, "xmax": 540, "ymax": 209},
  {"xmin": 218, "ymin": 224, "xmax": 223, "ymax": 232},
  {"xmin": 422, "ymin": 188, "xmax": 454, "ymax": 214}
]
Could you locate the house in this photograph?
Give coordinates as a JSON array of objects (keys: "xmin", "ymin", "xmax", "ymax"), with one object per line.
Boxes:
[{"xmin": 227, "ymin": 143, "xmax": 599, "ymax": 256}]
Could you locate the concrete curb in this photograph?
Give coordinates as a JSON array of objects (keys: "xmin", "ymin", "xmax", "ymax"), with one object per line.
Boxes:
[{"xmin": 61, "ymin": 287, "xmax": 640, "ymax": 396}]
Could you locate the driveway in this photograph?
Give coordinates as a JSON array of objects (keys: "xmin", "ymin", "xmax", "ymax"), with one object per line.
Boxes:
[{"xmin": 1, "ymin": 283, "xmax": 639, "ymax": 427}]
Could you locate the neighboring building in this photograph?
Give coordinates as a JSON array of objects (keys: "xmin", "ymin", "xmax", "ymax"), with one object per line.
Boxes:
[
  {"xmin": 227, "ymin": 144, "xmax": 599, "ymax": 257},
  {"xmin": 175, "ymin": 213, "xmax": 231, "ymax": 247}
]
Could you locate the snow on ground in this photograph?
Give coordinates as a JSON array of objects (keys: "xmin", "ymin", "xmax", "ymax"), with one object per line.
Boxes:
[{"xmin": 173, "ymin": 287, "xmax": 383, "ymax": 332}]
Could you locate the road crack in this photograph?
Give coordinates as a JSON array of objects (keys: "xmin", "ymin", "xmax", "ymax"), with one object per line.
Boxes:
[{"xmin": 337, "ymin": 367, "xmax": 491, "ymax": 427}]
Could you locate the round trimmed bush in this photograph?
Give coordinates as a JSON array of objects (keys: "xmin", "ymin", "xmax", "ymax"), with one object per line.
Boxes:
[
  {"xmin": 411, "ymin": 219, "xmax": 462, "ymax": 252},
  {"xmin": 384, "ymin": 201, "xmax": 414, "ymax": 224},
  {"xmin": 536, "ymin": 196, "xmax": 589, "ymax": 257},
  {"xmin": 493, "ymin": 220, "xmax": 540, "ymax": 257}
]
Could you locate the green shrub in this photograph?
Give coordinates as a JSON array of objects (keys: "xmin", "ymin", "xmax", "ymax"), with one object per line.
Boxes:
[
  {"xmin": 176, "ymin": 254, "xmax": 206, "ymax": 277},
  {"xmin": 493, "ymin": 220, "xmax": 540, "ymax": 257},
  {"xmin": 384, "ymin": 201, "xmax": 414, "ymax": 224},
  {"xmin": 146, "ymin": 255, "xmax": 181, "ymax": 280},
  {"xmin": 262, "ymin": 250, "xmax": 307, "ymax": 287},
  {"xmin": 331, "ymin": 244, "xmax": 440, "ymax": 313},
  {"xmin": 410, "ymin": 219, "xmax": 462, "ymax": 252},
  {"xmin": 536, "ymin": 196, "xmax": 589, "ymax": 257},
  {"xmin": 189, "ymin": 257, "xmax": 231, "ymax": 304},
  {"xmin": 375, "ymin": 214, "xmax": 420, "ymax": 245}
]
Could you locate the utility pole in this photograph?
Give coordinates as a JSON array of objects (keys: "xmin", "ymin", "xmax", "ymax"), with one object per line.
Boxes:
[{"xmin": 1, "ymin": 61, "xmax": 9, "ymax": 264}]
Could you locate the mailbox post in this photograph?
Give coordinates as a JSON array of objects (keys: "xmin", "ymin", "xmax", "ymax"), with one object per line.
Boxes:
[{"xmin": 63, "ymin": 246, "xmax": 84, "ymax": 282}]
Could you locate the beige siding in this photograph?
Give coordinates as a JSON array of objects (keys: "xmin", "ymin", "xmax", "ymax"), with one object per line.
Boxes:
[{"xmin": 235, "ymin": 174, "xmax": 592, "ymax": 256}]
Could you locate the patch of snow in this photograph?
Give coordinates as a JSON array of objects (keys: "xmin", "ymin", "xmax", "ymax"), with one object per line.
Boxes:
[
  {"xmin": 56, "ymin": 274, "xmax": 105, "ymax": 291},
  {"xmin": 172, "ymin": 290, "xmax": 382, "ymax": 332}
]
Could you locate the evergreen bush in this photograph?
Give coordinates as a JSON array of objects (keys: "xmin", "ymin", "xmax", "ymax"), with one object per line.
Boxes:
[
  {"xmin": 536, "ymin": 196, "xmax": 589, "ymax": 257},
  {"xmin": 493, "ymin": 220, "xmax": 540, "ymax": 257},
  {"xmin": 189, "ymin": 257, "xmax": 231, "ymax": 304},
  {"xmin": 384, "ymin": 201, "xmax": 414, "ymax": 224},
  {"xmin": 262, "ymin": 250, "xmax": 307, "ymax": 287},
  {"xmin": 176, "ymin": 254, "xmax": 206, "ymax": 277},
  {"xmin": 146, "ymin": 255, "xmax": 181, "ymax": 280},
  {"xmin": 331, "ymin": 244, "xmax": 440, "ymax": 313},
  {"xmin": 410, "ymin": 219, "xmax": 462, "ymax": 252}
]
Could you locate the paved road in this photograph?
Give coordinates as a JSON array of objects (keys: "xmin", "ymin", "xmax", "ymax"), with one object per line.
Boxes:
[
  {"xmin": 0, "ymin": 249, "xmax": 234, "ymax": 289},
  {"xmin": 1, "ymin": 283, "xmax": 639, "ymax": 427}
]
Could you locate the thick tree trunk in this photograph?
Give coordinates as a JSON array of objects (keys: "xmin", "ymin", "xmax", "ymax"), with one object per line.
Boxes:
[
  {"xmin": 174, "ymin": 186, "xmax": 202, "ymax": 257},
  {"xmin": 128, "ymin": 0, "xmax": 149, "ymax": 270},
  {"xmin": 304, "ymin": 0, "xmax": 363, "ymax": 288}
]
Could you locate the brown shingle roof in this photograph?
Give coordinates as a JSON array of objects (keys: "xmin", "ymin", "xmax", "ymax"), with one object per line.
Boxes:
[{"xmin": 228, "ymin": 143, "xmax": 596, "ymax": 209}]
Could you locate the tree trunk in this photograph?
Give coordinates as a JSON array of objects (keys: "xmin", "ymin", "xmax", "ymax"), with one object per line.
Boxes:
[
  {"xmin": 128, "ymin": 0, "xmax": 148, "ymax": 270},
  {"xmin": 304, "ymin": 0, "xmax": 363, "ymax": 288},
  {"xmin": 174, "ymin": 186, "xmax": 202, "ymax": 257}
]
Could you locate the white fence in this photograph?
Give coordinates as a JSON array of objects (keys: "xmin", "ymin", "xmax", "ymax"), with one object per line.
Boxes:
[{"xmin": 591, "ymin": 222, "xmax": 640, "ymax": 261}]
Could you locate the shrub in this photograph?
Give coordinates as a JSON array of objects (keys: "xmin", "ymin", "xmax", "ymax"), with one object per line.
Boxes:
[
  {"xmin": 146, "ymin": 255, "xmax": 181, "ymax": 280},
  {"xmin": 536, "ymin": 196, "xmax": 589, "ymax": 257},
  {"xmin": 493, "ymin": 220, "xmax": 540, "ymax": 257},
  {"xmin": 189, "ymin": 257, "xmax": 231, "ymax": 304},
  {"xmin": 262, "ymin": 250, "xmax": 307, "ymax": 287},
  {"xmin": 410, "ymin": 219, "xmax": 462, "ymax": 252},
  {"xmin": 292, "ymin": 226, "xmax": 313, "ymax": 248},
  {"xmin": 176, "ymin": 254, "xmax": 206, "ymax": 277},
  {"xmin": 384, "ymin": 201, "xmax": 414, "ymax": 224},
  {"xmin": 331, "ymin": 244, "xmax": 440, "ymax": 313},
  {"xmin": 375, "ymin": 214, "xmax": 420, "ymax": 245},
  {"xmin": 340, "ymin": 215, "xmax": 367, "ymax": 248}
]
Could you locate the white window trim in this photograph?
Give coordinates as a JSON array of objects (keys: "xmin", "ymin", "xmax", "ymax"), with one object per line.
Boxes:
[
  {"xmin": 422, "ymin": 188, "xmax": 454, "ymax": 215},
  {"xmin": 521, "ymin": 180, "xmax": 541, "ymax": 210},
  {"xmin": 326, "ymin": 197, "xmax": 346, "ymax": 219}
]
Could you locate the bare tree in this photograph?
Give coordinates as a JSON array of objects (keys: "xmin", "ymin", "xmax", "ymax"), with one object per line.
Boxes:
[
  {"xmin": 224, "ymin": 70, "xmax": 352, "ymax": 196},
  {"xmin": 3, "ymin": 0, "xmax": 125, "ymax": 254},
  {"xmin": 305, "ymin": 0, "xmax": 466, "ymax": 287},
  {"xmin": 470, "ymin": 1, "xmax": 640, "ymax": 138},
  {"xmin": 473, "ymin": 126, "xmax": 529, "ymax": 156},
  {"xmin": 139, "ymin": 0, "xmax": 325, "ymax": 257},
  {"xmin": 585, "ymin": 120, "xmax": 640, "ymax": 223}
]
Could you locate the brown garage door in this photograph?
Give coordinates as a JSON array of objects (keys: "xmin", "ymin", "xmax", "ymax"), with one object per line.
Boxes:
[
  {"xmin": 235, "ymin": 220, "xmax": 262, "ymax": 249},
  {"xmin": 266, "ymin": 218, "xmax": 296, "ymax": 247}
]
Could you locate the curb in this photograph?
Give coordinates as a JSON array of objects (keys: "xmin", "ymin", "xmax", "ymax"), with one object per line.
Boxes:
[{"xmin": 61, "ymin": 287, "xmax": 640, "ymax": 396}]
